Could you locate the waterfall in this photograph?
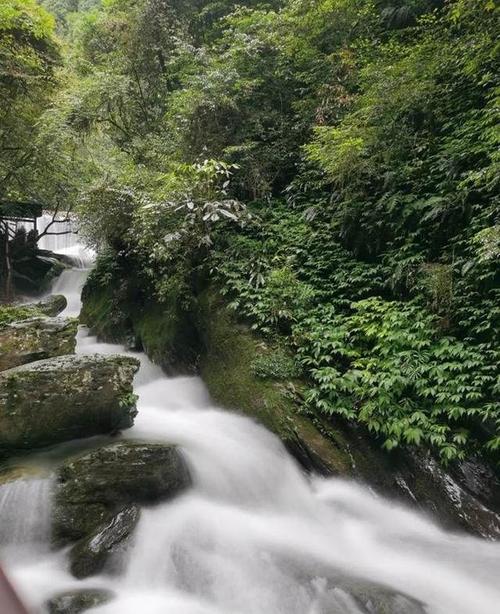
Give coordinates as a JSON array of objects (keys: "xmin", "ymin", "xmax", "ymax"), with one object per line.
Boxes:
[
  {"xmin": 0, "ymin": 476, "xmax": 54, "ymax": 562},
  {"xmin": 37, "ymin": 213, "xmax": 76, "ymax": 253},
  {"xmin": 2, "ymin": 250, "xmax": 500, "ymax": 614},
  {"xmin": 36, "ymin": 211, "xmax": 93, "ymax": 270}
]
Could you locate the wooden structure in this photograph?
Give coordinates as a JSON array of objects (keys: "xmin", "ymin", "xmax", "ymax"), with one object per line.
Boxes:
[
  {"xmin": 0, "ymin": 200, "xmax": 43, "ymax": 231},
  {"xmin": 0, "ymin": 201, "xmax": 43, "ymax": 300}
]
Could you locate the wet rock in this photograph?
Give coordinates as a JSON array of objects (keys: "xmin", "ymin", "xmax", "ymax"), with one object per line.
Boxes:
[
  {"xmin": 69, "ymin": 505, "xmax": 140, "ymax": 578},
  {"xmin": 0, "ymin": 354, "xmax": 139, "ymax": 454},
  {"xmin": 400, "ymin": 451, "xmax": 500, "ymax": 539},
  {"xmin": 26, "ymin": 294, "xmax": 68, "ymax": 317},
  {"xmin": 450, "ymin": 456, "xmax": 500, "ymax": 510},
  {"xmin": 54, "ymin": 441, "xmax": 190, "ymax": 543},
  {"xmin": 0, "ymin": 316, "xmax": 77, "ymax": 371},
  {"xmin": 46, "ymin": 588, "xmax": 114, "ymax": 614},
  {"xmin": 12, "ymin": 248, "xmax": 67, "ymax": 295},
  {"xmin": 348, "ymin": 584, "xmax": 425, "ymax": 614}
]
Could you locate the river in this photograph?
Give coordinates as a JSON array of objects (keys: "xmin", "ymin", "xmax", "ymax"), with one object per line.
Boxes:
[{"xmin": 1, "ymin": 240, "xmax": 500, "ymax": 614}]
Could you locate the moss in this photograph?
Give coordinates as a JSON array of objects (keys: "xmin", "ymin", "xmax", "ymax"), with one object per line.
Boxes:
[
  {"xmin": 80, "ymin": 282, "xmax": 131, "ymax": 343},
  {"xmin": 0, "ymin": 304, "xmax": 44, "ymax": 325},
  {"xmin": 250, "ymin": 348, "xmax": 301, "ymax": 380},
  {"xmin": 196, "ymin": 288, "xmax": 357, "ymax": 474},
  {"xmin": 133, "ymin": 300, "xmax": 199, "ymax": 372},
  {"xmin": 0, "ymin": 316, "xmax": 78, "ymax": 371},
  {"xmin": 81, "ymin": 256, "xmax": 199, "ymax": 372}
]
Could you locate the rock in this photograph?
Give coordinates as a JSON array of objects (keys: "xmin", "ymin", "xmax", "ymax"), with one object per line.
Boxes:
[
  {"xmin": 347, "ymin": 583, "xmax": 425, "ymax": 614},
  {"xmin": 0, "ymin": 316, "xmax": 77, "ymax": 371},
  {"xmin": 450, "ymin": 456, "xmax": 500, "ymax": 510},
  {"xmin": 53, "ymin": 440, "xmax": 190, "ymax": 543},
  {"xmin": 69, "ymin": 505, "xmax": 140, "ymax": 578},
  {"xmin": 0, "ymin": 354, "xmax": 139, "ymax": 453},
  {"xmin": 32, "ymin": 294, "xmax": 68, "ymax": 317},
  {"xmin": 13, "ymin": 252, "xmax": 66, "ymax": 295},
  {"xmin": 400, "ymin": 450, "xmax": 500, "ymax": 539},
  {"xmin": 46, "ymin": 588, "xmax": 114, "ymax": 614}
]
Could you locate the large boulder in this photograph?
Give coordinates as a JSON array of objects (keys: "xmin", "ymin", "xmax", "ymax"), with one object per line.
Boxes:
[
  {"xmin": 0, "ymin": 316, "xmax": 77, "ymax": 371},
  {"xmin": 46, "ymin": 589, "xmax": 114, "ymax": 614},
  {"xmin": 0, "ymin": 354, "xmax": 139, "ymax": 454},
  {"xmin": 53, "ymin": 440, "xmax": 190, "ymax": 543},
  {"xmin": 69, "ymin": 505, "xmax": 140, "ymax": 578}
]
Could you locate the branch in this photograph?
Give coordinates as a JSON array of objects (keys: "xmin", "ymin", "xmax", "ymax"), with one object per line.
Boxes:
[
  {"xmin": 42, "ymin": 230, "xmax": 76, "ymax": 236},
  {"xmin": 37, "ymin": 203, "xmax": 74, "ymax": 241}
]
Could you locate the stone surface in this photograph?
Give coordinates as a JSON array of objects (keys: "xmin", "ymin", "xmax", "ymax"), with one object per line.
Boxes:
[
  {"xmin": 46, "ymin": 588, "xmax": 114, "ymax": 614},
  {"xmin": 13, "ymin": 249, "xmax": 67, "ymax": 295},
  {"xmin": 31, "ymin": 294, "xmax": 68, "ymax": 317},
  {"xmin": 0, "ymin": 354, "xmax": 139, "ymax": 453},
  {"xmin": 0, "ymin": 316, "xmax": 77, "ymax": 371},
  {"xmin": 69, "ymin": 505, "xmax": 140, "ymax": 578},
  {"xmin": 341, "ymin": 580, "xmax": 426, "ymax": 614},
  {"xmin": 54, "ymin": 440, "xmax": 190, "ymax": 543}
]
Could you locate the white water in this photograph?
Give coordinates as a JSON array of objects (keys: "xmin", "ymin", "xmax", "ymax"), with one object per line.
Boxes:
[{"xmin": 2, "ymin": 240, "xmax": 500, "ymax": 614}]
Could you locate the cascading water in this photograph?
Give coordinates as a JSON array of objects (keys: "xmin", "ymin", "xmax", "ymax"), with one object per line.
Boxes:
[
  {"xmin": 2, "ymin": 236, "xmax": 500, "ymax": 614},
  {"xmin": 0, "ymin": 476, "xmax": 53, "ymax": 560}
]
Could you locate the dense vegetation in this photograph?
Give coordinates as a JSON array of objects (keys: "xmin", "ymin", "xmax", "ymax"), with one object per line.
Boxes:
[{"xmin": 1, "ymin": 0, "xmax": 498, "ymax": 464}]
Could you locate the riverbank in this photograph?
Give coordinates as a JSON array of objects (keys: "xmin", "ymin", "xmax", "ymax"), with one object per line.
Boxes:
[{"xmin": 78, "ymin": 254, "xmax": 500, "ymax": 538}]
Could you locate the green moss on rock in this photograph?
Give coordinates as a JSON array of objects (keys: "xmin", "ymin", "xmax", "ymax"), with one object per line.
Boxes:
[
  {"xmin": 0, "ymin": 316, "xmax": 78, "ymax": 371},
  {"xmin": 196, "ymin": 289, "xmax": 356, "ymax": 475},
  {"xmin": 46, "ymin": 589, "xmax": 114, "ymax": 614},
  {"xmin": 0, "ymin": 303, "xmax": 44, "ymax": 325},
  {"xmin": 81, "ymin": 258, "xmax": 199, "ymax": 372},
  {"xmin": 0, "ymin": 354, "xmax": 139, "ymax": 454}
]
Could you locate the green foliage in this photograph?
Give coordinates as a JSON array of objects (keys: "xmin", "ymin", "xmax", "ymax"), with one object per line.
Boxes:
[
  {"xmin": 0, "ymin": 0, "xmax": 59, "ymax": 200},
  {"xmin": 295, "ymin": 298, "xmax": 499, "ymax": 461},
  {"xmin": 251, "ymin": 349, "xmax": 301, "ymax": 380}
]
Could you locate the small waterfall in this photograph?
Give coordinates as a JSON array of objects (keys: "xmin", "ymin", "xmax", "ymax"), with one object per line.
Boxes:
[
  {"xmin": 37, "ymin": 213, "xmax": 95, "ymax": 316},
  {"xmin": 37, "ymin": 213, "xmax": 77, "ymax": 253},
  {"xmin": 51, "ymin": 268, "xmax": 90, "ymax": 317},
  {"xmin": 0, "ymin": 476, "xmax": 54, "ymax": 561}
]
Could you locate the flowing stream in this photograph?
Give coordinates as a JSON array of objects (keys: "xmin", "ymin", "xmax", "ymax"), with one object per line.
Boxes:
[{"xmin": 1, "ymin": 238, "xmax": 500, "ymax": 614}]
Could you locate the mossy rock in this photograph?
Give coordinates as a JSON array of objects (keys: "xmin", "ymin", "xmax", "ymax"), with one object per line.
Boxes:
[
  {"xmin": 0, "ymin": 303, "xmax": 44, "ymax": 326},
  {"xmin": 0, "ymin": 316, "xmax": 77, "ymax": 371},
  {"xmin": 46, "ymin": 589, "xmax": 114, "ymax": 614},
  {"xmin": 81, "ymin": 268, "xmax": 199, "ymax": 372},
  {"xmin": 0, "ymin": 354, "xmax": 139, "ymax": 454},
  {"xmin": 53, "ymin": 440, "xmax": 190, "ymax": 543},
  {"xmin": 80, "ymin": 279, "xmax": 132, "ymax": 344},
  {"xmin": 31, "ymin": 294, "xmax": 67, "ymax": 317},
  {"xmin": 195, "ymin": 288, "xmax": 355, "ymax": 475}
]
